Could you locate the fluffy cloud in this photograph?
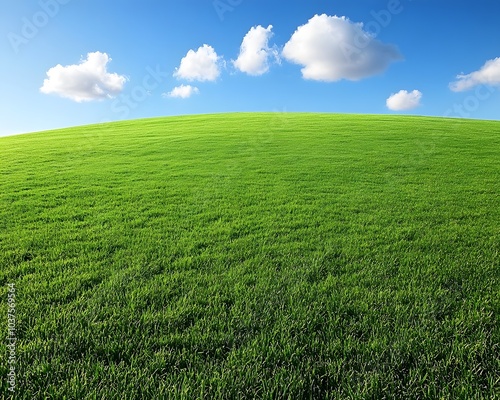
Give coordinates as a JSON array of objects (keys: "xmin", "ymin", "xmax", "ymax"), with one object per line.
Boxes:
[
  {"xmin": 174, "ymin": 44, "xmax": 222, "ymax": 82},
  {"xmin": 40, "ymin": 52, "xmax": 127, "ymax": 102},
  {"xmin": 282, "ymin": 14, "xmax": 402, "ymax": 82},
  {"xmin": 233, "ymin": 25, "xmax": 279, "ymax": 76},
  {"xmin": 386, "ymin": 90, "xmax": 422, "ymax": 111},
  {"xmin": 165, "ymin": 85, "xmax": 200, "ymax": 99},
  {"xmin": 449, "ymin": 57, "xmax": 500, "ymax": 92}
]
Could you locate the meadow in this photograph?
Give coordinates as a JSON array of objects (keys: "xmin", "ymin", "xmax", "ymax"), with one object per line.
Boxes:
[{"xmin": 0, "ymin": 113, "xmax": 499, "ymax": 398}]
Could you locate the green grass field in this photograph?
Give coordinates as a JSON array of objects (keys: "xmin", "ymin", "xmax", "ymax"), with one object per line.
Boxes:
[{"xmin": 1, "ymin": 113, "xmax": 499, "ymax": 398}]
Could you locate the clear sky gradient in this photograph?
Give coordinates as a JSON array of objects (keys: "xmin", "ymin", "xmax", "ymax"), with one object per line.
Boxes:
[{"xmin": 1, "ymin": 0, "xmax": 499, "ymax": 136}]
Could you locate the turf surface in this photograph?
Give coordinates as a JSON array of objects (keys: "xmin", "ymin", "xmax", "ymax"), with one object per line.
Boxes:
[{"xmin": 1, "ymin": 113, "xmax": 499, "ymax": 398}]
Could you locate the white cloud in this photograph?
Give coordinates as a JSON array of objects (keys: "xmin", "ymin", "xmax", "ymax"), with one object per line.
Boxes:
[
  {"xmin": 449, "ymin": 57, "xmax": 500, "ymax": 92},
  {"xmin": 165, "ymin": 85, "xmax": 200, "ymax": 99},
  {"xmin": 233, "ymin": 25, "xmax": 279, "ymax": 76},
  {"xmin": 174, "ymin": 44, "xmax": 222, "ymax": 82},
  {"xmin": 282, "ymin": 14, "xmax": 402, "ymax": 82},
  {"xmin": 386, "ymin": 90, "xmax": 422, "ymax": 111},
  {"xmin": 40, "ymin": 52, "xmax": 127, "ymax": 102}
]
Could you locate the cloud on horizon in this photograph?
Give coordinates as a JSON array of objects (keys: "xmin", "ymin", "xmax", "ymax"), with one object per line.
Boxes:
[
  {"xmin": 40, "ymin": 52, "xmax": 127, "ymax": 102},
  {"xmin": 165, "ymin": 84, "xmax": 200, "ymax": 99},
  {"xmin": 174, "ymin": 44, "xmax": 222, "ymax": 82},
  {"xmin": 449, "ymin": 57, "xmax": 500, "ymax": 92},
  {"xmin": 386, "ymin": 89, "xmax": 422, "ymax": 111},
  {"xmin": 233, "ymin": 25, "xmax": 279, "ymax": 76},
  {"xmin": 282, "ymin": 14, "xmax": 402, "ymax": 82}
]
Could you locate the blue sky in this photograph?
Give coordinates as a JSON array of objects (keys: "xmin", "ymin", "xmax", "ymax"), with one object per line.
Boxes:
[{"xmin": 1, "ymin": 0, "xmax": 500, "ymax": 136}]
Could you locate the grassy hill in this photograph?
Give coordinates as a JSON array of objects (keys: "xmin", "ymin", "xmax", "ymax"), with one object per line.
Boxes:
[{"xmin": 1, "ymin": 113, "xmax": 499, "ymax": 398}]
